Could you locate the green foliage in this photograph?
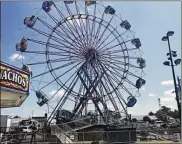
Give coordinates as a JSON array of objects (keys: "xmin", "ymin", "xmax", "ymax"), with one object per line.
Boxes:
[
  {"xmin": 131, "ymin": 118, "xmax": 137, "ymax": 122},
  {"xmin": 13, "ymin": 115, "xmax": 21, "ymax": 118},
  {"xmin": 155, "ymin": 106, "xmax": 180, "ymax": 121},
  {"xmin": 148, "ymin": 111, "xmax": 154, "ymax": 116},
  {"xmin": 143, "ymin": 116, "xmax": 151, "ymax": 122}
]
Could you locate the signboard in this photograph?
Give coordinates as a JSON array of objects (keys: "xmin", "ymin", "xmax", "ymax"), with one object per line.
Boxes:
[
  {"xmin": 0, "ymin": 62, "xmax": 30, "ymax": 93},
  {"xmin": 0, "ymin": 62, "xmax": 30, "ymax": 108}
]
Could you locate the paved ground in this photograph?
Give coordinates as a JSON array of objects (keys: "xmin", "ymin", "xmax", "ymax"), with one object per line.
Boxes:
[{"xmin": 136, "ymin": 141, "xmax": 181, "ymax": 144}]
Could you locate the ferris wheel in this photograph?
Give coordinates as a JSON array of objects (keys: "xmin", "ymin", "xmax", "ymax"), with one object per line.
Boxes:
[{"xmin": 16, "ymin": 1, "xmax": 146, "ymax": 123}]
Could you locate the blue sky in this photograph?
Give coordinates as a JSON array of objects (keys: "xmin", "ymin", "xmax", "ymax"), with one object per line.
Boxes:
[{"xmin": 1, "ymin": 1, "xmax": 181, "ymax": 117}]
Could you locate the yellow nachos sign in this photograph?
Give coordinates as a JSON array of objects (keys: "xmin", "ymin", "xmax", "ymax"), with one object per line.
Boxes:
[{"xmin": 0, "ymin": 62, "xmax": 30, "ymax": 108}]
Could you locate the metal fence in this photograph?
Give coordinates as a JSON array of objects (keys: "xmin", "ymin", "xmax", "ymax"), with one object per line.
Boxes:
[
  {"xmin": 0, "ymin": 126, "xmax": 180, "ymax": 144},
  {"xmin": 1, "ymin": 130, "xmax": 137, "ymax": 144}
]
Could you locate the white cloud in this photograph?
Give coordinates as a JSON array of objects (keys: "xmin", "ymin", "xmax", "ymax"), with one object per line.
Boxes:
[
  {"xmin": 161, "ymin": 80, "xmax": 174, "ymax": 86},
  {"xmin": 67, "ymin": 14, "xmax": 86, "ymax": 26},
  {"xmin": 9, "ymin": 53, "xmax": 24, "ymax": 61},
  {"xmin": 164, "ymin": 89, "xmax": 175, "ymax": 97},
  {"xmin": 49, "ymin": 89, "xmax": 65, "ymax": 97},
  {"xmin": 160, "ymin": 97, "xmax": 175, "ymax": 102},
  {"xmin": 148, "ymin": 93, "xmax": 156, "ymax": 97}
]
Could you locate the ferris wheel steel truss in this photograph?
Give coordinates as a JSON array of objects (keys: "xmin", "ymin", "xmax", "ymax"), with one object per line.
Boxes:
[{"xmin": 16, "ymin": 1, "xmax": 146, "ymax": 124}]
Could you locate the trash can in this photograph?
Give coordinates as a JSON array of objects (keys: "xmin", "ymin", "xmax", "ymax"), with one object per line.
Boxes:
[{"xmin": 173, "ymin": 132, "xmax": 181, "ymax": 142}]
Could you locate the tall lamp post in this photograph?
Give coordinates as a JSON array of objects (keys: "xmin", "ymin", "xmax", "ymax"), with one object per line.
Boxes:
[{"xmin": 162, "ymin": 31, "xmax": 181, "ymax": 123}]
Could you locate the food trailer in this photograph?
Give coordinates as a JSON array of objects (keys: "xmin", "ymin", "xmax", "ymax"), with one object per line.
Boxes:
[{"xmin": 0, "ymin": 61, "xmax": 30, "ymax": 108}]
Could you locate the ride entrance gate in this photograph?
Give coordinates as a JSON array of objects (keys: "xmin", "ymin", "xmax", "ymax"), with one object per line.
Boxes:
[{"xmin": 0, "ymin": 61, "xmax": 30, "ymax": 108}]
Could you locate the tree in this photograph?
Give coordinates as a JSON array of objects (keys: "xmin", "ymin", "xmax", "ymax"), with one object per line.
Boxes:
[
  {"xmin": 155, "ymin": 110, "xmax": 168, "ymax": 122},
  {"xmin": 161, "ymin": 106, "xmax": 171, "ymax": 114},
  {"xmin": 131, "ymin": 118, "xmax": 137, "ymax": 122},
  {"xmin": 143, "ymin": 116, "xmax": 151, "ymax": 123},
  {"xmin": 149, "ymin": 111, "xmax": 154, "ymax": 116},
  {"xmin": 155, "ymin": 105, "xmax": 180, "ymax": 120},
  {"xmin": 13, "ymin": 115, "xmax": 21, "ymax": 118}
]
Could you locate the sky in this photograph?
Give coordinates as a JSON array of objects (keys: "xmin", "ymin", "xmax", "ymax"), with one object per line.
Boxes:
[{"xmin": 1, "ymin": 1, "xmax": 181, "ymax": 118}]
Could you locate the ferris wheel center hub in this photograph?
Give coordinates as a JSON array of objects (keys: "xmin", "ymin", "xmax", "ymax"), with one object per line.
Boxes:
[{"xmin": 84, "ymin": 49, "xmax": 98, "ymax": 61}]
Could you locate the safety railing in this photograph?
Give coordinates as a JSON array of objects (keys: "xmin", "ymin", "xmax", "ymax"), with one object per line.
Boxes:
[
  {"xmin": 51, "ymin": 124, "xmax": 73, "ymax": 143},
  {"xmin": 1, "ymin": 129, "xmax": 181, "ymax": 144}
]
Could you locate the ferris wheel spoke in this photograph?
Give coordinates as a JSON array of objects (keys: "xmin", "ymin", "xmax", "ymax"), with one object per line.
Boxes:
[
  {"xmin": 49, "ymin": 36, "xmax": 83, "ymax": 54},
  {"xmin": 49, "ymin": 80, "xmax": 70, "ymax": 102},
  {"xmin": 100, "ymin": 56, "xmax": 126, "ymax": 66},
  {"xmin": 45, "ymin": 7, "xmax": 80, "ymax": 44},
  {"xmin": 31, "ymin": 27, "xmax": 53, "ymax": 38},
  {"xmin": 75, "ymin": 2, "xmax": 92, "ymax": 48},
  {"xmin": 23, "ymin": 53, "xmax": 40, "ymax": 65},
  {"xmin": 22, "ymin": 50, "xmax": 75, "ymax": 57},
  {"xmin": 103, "ymin": 64, "xmax": 139, "ymax": 89},
  {"xmin": 85, "ymin": 8, "xmax": 89, "ymax": 47},
  {"xmin": 75, "ymin": 2, "xmax": 88, "ymax": 33},
  {"xmin": 93, "ymin": 15, "xmax": 115, "ymax": 49},
  {"xmin": 100, "ymin": 68, "xmax": 128, "ymax": 109},
  {"xmin": 27, "ymin": 38, "xmax": 81, "ymax": 55},
  {"xmin": 99, "ymin": 76, "xmax": 119, "ymax": 111},
  {"xmin": 49, "ymin": 15, "xmax": 85, "ymax": 49},
  {"xmin": 91, "ymin": 10, "xmax": 105, "ymax": 48},
  {"xmin": 110, "ymin": 55, "xmax": 139, "ymax": 60},
  {"xmin": 37, "ymin": 66, "xmax": 48, "ymax": 90},
  {"xmin": 101, "ymin": 47, "xmax": 139, "ymax": 55},
  {"xmin": 102, "ymin": 64, "xmax": 126, "ymax": 80},
  {"xmin": 47, "ymin": 42, "xmax": 81, "ymax": 56},
  {"xmin": 95, "ymin": 24, "xmax": 122, "ymax": 51},
  {"xmin": 109, "ymin": 70, "xmax": 136, "ymax": 93},
  {"xmin": 84, "ymin": 4, "xmax": 94, "ymax": 47},
  {"xmin": 53, "ymin": 3, "xmax": 88, "ymax": 48},
  {"xmin": 91, "ymin": 65, "xmax": 119, "ymax": 111},
  {"xmin": 98, "ymin": 39, "xmax": 132, "ymax": 53},
  {"xmin": 101, "ymin": 59, "xmax": 140, "ymax": 79},
  {"xmin": 101, "ymin": 48, "xmax": 138, "ymax": 56},
  {"xmin": 57, "ymin": 75, "xmax": 80, "ymax": 115},
  {"xmin": 37, "ymin": 18, "xmax": 83, "ymax": 49},
  {"xmin": 46, "ymin": 11, "xmax": 59, "ymax": 24},
  {"xmin": 101, "ymin": 56, "xmax": 140, "ymax": 69},
  {"xmin": 47, "ymin": 73, "xmax": 80, "ymax": 123},
  {"xmin": 108, "ymin": 64, "xmax": 140, "ymax": 80},
  {"xmin": 104, "ymin": 72, "xmax": 131, "ymax": 101},
  {"xmin": 47, "ymin": 13, "xmax": 81, "ymax": 46},
  {"xmin": 32, "ymin": 60, "xmax": 81, "ymax": 79},
  {"xmin": 88, "ymin": 4, "xmax": 97, "ymax": 48},
  {"xmin": 102, "ymin": 82, "xmax": 121, "ymax": 111},
  {"xmin": 65, "ymin": 3, "xmax": 88, "ymax": 47},
  {"xmin": 39, "ymin": 61, "xmax": 82, "ymax": 91},
  {"xmin": 102, "ymin": 54, "xmax": 128, "ymax": 60},
  {"xmin": 50, "ymin": 28, "xmax": 84, "ymax": 51},
  {"xmin": 27, "ymin": 57, "xmax": 79, "ymax": 66},
  {"xmin": 47, "ymin": 12, "xmax": 81, "ymax": 48}
]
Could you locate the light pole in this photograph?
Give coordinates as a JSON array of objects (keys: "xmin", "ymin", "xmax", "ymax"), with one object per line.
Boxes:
[{"xmin": 162, "ymin": 31, "xmax": 181, "ymax": 123}]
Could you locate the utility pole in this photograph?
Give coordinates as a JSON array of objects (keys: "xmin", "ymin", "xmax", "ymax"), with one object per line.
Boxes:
[{"xmin": 162, "ymin": 31, "xmax": 181, "ymax": 123}]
